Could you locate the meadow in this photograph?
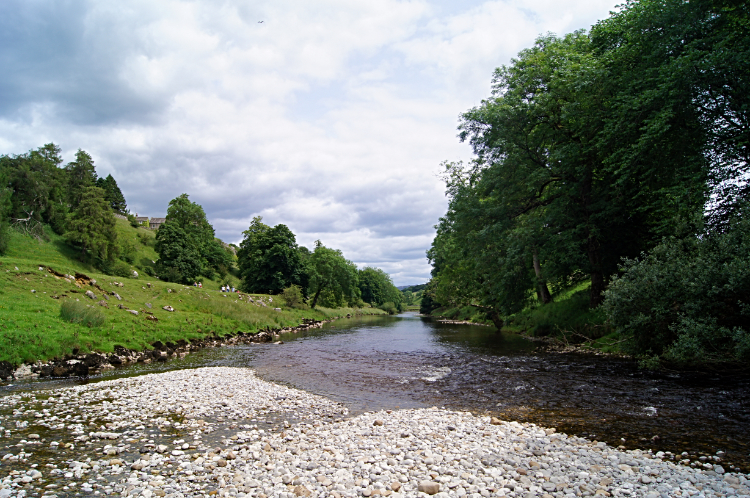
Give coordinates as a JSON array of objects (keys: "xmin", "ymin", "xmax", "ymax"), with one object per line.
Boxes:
[{"xmin": 0, "ymin": 223, "xmax": 385, "ymax": 366}]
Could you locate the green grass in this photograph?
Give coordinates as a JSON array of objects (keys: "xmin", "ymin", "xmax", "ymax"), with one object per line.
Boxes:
[
  {"xmin": 503, "ymin": 282, "xmax": 610, "ymax": 339},
  {"xmin": 429, "ymin": 281, "xmax": 611, "ymax": 343},
  {"xmin": 0, "ymin": 226, "xmax": 386, "ymax": 365}
]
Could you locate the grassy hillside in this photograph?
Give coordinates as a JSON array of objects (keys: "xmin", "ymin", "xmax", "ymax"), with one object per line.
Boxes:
[{"xmin": 0, "ymin": 224, "xmax": 385, "ymax": 366}]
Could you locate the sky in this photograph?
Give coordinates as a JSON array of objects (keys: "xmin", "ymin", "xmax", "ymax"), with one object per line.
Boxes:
[{"xmin": 0, "ymin": 0, "xmax": 620, "ymax": 286}]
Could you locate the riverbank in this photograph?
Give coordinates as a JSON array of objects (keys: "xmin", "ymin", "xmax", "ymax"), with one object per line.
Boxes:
[
  {"xmin": 1, "ymin": 367, "xmax": 746, "ymax": 498},
  {"xmin": 0, "ymin": 257, "xmax": 385, "ymax": 369}
]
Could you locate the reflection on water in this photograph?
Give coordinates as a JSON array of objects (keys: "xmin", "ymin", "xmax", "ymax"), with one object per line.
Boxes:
[{"xmin": 2, "ymin": 312, "xmax": 749, "ymax": 471}]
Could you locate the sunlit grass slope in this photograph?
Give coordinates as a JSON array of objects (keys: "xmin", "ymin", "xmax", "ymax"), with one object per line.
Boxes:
[{"xmin": 0, "ymin": 225, "xmax": 385, "ymax": 365}]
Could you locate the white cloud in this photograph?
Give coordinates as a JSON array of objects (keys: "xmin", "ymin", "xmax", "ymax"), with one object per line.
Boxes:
[{"xmin": 0, "ymin": 0, "xmax": 619, "ymax": 285}]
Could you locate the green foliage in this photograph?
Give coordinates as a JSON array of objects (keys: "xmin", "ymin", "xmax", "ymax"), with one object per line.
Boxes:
[
  {"xmin": 307, "ymin": 241, "xmax": 360, "ymax": 309},
  {"xmin": 427, "ymin": 0, "xmax": 748, "ymax": 344},
  {"xmin": 66, "ymin": 149, "xmax": 98, "ymax": 209},
  {"xmin": 127, "ymin": 213, "xmax": 139, "ymax": 228},
  {"xmin": 157, "ymin": 194, "xmax": 226, "ymax": 281},
  {"xmin": 237, "ymin": 217, "xmax": 307, "ymax": 294},
  {"xmin": 281, "ymin": 285, "xmax": 305, "ymax": 309},
  {"xmin": 59, "ymin": 300, "xmax": 106, "ymax": 328},
  {"xmin": 0, "ymin": 172, "xmax": 10, "ymax": 255},
  {"xmin": 358, "ymin": 266, "xmax": 403, "ymax": 312},
  {"xmin": 602, "ymin": 214, "xmax": 750, "ymax": 365},
  {"xmin": 64, "ymin": 186, "xmax": 118, "ymax": 262},
  {"xmin": 137, "ymin": 230, "xmax": 155, "ymax": 247},
  {"xmin": 95, "ymin": 174, "xmax": 127, "ymax": 213},
  {"xmin": 164, "ymin": 193, "xmax": 214, "ymax": 254},
  {"xmin": 155, "ymin": 222, "xmax": 201, "ymax": 283},
  {"xmin": 0, "ymin": 232, "xmax": 383, "ymax": 365},
  {"xmin": 0, "ymin": 143, "xmax": 69, "ymax": 235}
]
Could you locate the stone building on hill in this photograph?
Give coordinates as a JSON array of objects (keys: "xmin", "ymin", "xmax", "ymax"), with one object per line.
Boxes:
[{"xmin": 149, "ymin": 218, "xmax": 166, "ymax": 230}]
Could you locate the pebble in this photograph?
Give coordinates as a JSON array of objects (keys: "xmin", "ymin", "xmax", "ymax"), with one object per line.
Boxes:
[{"xmin": 0, "ymin": 367, "xmax": 747, "ymax": 498}]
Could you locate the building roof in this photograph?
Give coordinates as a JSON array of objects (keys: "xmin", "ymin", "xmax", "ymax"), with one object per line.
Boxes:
[
  {"xmin": 135, "ymin": 216, "xmax": 149, "ymax": 222},
  {"xmin": 150, "ymin": 218, "xmax": 166, "ymax": 224}
]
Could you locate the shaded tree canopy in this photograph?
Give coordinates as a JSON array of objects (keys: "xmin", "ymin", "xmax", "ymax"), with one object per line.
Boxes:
[
  {"xmin": 307, "ymin": 241, "xmax": 360, "ymax": 309},
  {"xmin": 427, "ymin": 0, "xmax": 748, "ymax": 334},
  {"xmin": 95, "ymin": 174, "xmax": 127, "ymax": 213},
  {"xmin": 155, "ymin": 222, "xmax": 201, "ymax": 283},
  {"xmin": 237, "ymin": 217, "xmax": 307, "ymax": 294},
  {"xmin": 66, "ymin": 149, "xmax": 98, "ymax": 209},
  {"xmin": 64, "ymin": 186, "xmax": 117, "ymax": 261},
  {"xmin": 358, "ymin": 266, "xmax": 403, "ymax": 311}
]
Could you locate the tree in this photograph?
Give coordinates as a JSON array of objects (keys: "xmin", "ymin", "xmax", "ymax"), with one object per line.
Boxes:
[
  {"xmin": 154, "ymin": 222, "xmax": 202, "ymax": 283},
  {"xmin": 64, "ymin": 187, "xmax": 117, "ymax": 261},
  {"xmin": 0, "ymin": 170, "xmax": 10, "ymax": 255},
  {"xmin": 1, "ymin": 143, "xmax": 69, "ymax": 235},
  {"xmin": 358, "ymin": 266, "xmax": 403, "ymax": 312},
  {"xmin": 95, "ymin": 174, "xmax": 127, "ymax": 213},
  {"xmin": 66, "ymin": 149, "xmax": 98, "ymax": 209},
  {"xmin": 161, "ymin": 194, "xmax": 216, "ymax": 276},
  {"xmin": 237, "ymin": 217, "xmax": 307, "ymax": 294},
  {"xmin": 430, "ymin": 20, "xmax": 714, "ymax": 326},
  {"xmin": 307, "ymin": 241, "xmax": 360, "ymax": 308}
]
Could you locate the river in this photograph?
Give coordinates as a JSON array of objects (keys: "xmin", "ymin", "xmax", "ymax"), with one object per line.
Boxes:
[{"xmin": 2, "ymin": 312, "xmax": 749, "ymax": 472}]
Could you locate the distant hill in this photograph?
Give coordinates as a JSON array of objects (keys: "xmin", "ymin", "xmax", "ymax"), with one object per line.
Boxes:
[{"xmin": 398, "ymin": 284, "xmax": 427, "ymax": 292}]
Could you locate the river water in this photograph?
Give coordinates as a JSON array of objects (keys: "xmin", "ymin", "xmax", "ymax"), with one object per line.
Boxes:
[{"xmin": 2, "ymin": 312, "xmax": 749, "ymax": 471}]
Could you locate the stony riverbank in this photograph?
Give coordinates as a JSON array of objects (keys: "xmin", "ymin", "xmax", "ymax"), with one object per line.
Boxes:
[
  {"xmin": 0, "ymin": 367, "xmax": 747, "ymax": 498},
  {"xmin": 0, "ymin": 318, "xmax": 334, "ymax": 382}
]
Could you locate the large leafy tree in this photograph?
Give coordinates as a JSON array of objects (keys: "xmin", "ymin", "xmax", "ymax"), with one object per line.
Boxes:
[
  {"xmin": 591, "ymin": 0, "xmax": 749, "ymax": 230},
  {"xmin": 358, "ymin": 267, "xmax": 403, "ymax": 311},
  {"xmin": 307, "ymin": 241, "xmax": 360, "ymax": 308},
  {"xmin": 0, "ymin": 143, "xmax": 69, "ymax": 234},
  {"xmin": 64, "ymin": 187, "xmax": 117, "ymax": 261},
  {"xmin": 237, "ymin": 217, "xmax": 307, "ymax": 294},
  {"xmin": 158, "ymin": 194, "xmax": 216, "ymax": 276},
  {"xmin": 155, "ymin": 222, "xmax": 202, "ymax": 283}
]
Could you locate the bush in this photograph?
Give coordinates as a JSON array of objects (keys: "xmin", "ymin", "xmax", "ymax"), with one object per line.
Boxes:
[
  {"xmin": 137, "ymin": 231, "xmax": 154, "ymax": 247},
  {"xmin": 282, "ymin": 285, "xmax": 305, "ymax": 308},
  {"xmin": 602, "ymin": 215, "xmax": 750, "ymax": 365},
  {"xmin": 158, "ymin": 266, "xmax": 184, "ymax": 283},
  {"xmin": 60, "ymin": 300, "xmax": 106, "ymax": 328},
  {"xmin": 127, "ymin": 213, "xmax": 139, "ymax": 228},
  {"xmin": 379, "ymin": 301, "xmax": 398, "ymax": 314}
]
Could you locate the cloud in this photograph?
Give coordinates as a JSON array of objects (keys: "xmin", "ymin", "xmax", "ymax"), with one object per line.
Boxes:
[{"xmin": 0, "ymin": 0, "xmax": 619, "ymax": 285}]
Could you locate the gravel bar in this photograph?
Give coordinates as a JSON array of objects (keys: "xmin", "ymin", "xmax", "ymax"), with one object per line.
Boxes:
[{"xmin": 0, "ymin": 367, "xmax": 747, "ymax": 498}]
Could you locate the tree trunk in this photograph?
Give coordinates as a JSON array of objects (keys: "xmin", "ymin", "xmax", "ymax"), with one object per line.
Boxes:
[
  {"xmin": 532, "ymin": 247, "xmax": 552, "ymax": 304},
  {"xmin": 588, "ymin": 235, "xmax": 605, "ymax": 308},
  {"xmin": 310, "ymin": 286, "xmax": 323, "ymax": 309},
  {"xmin": 470, "ymin": 304, "xmax": 504, "ymax": 330},
  {"xmin": 489, "ymin": 309, "xmax": 504, "ymax": 331}
]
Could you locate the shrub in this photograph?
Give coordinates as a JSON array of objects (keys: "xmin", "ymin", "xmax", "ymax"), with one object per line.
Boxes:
[
  {"xmin": 60, "ymin": 300, "xmax": 106, "ymax": 328},
  {"xmin": 602, "ymin": 215, "xmax": 750, "ymax": 365},
  {"xmin": 379, "ymin": 301, "xmax": 398, "ymax": 315},
  {"xmin": 282, "ymin": 285, "xmax": 305, "ymax": 308},
  {"xmin": 158, "ymin": 266, "xmax": 184, "ymax": 283},
  {"xmin": 137, "ymin": 231, "xmax": 154, "ymax": 247},
  {"xmin": 127, "ymin": 213, "xmax": 139, "ymax": 228}
]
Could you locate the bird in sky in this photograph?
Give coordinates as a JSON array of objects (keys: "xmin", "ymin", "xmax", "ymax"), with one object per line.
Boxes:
[{"xmin": 258, "ymin": 21, "xmax": 264, "ymax": 23}]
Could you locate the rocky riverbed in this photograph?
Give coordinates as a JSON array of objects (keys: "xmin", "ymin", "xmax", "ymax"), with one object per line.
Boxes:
[{"xmin": 0, "ymin": 367, "xmax": 747, "ymax": 498}]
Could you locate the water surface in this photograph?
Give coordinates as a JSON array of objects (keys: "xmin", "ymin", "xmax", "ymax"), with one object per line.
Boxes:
[{"xmin": 2, "ymin": 312, "xmax": 748, "ymax": 471}]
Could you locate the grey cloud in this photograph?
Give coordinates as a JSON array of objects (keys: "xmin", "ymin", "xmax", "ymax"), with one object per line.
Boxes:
[{"xmin": 0, "ymin": 1, "xmax": 169, "ymax": 125}]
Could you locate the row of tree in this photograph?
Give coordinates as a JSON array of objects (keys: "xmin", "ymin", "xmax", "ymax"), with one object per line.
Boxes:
[
  {"xmin": 426, "ymin": 0, "xmax": 749, "ymax": 363},
  {"xmin": 0, "ymin": 145, "xmax": 404, "ymax": 312},
  {"xmin": 0, "ymin": 144, "xmax": 127, "ymax": 256},
  {"xmin": 235, "ymin": 216, "xmax": 403, "ymax": 310}
]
